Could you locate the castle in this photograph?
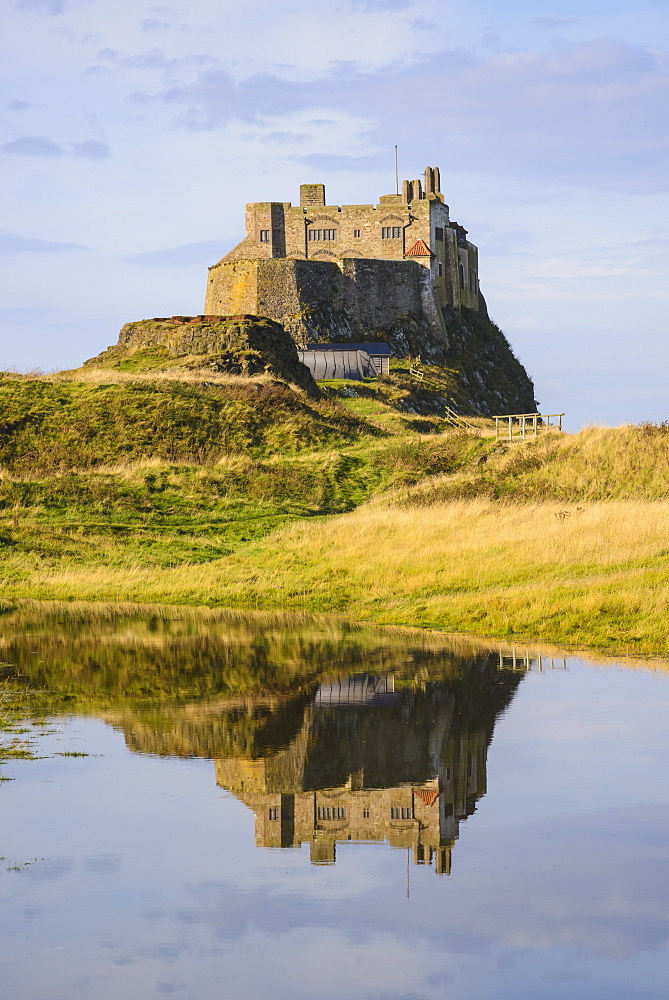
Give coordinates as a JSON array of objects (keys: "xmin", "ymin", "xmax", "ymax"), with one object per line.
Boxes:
[
  {"xmin": 203, "ymin": 167, "xmax": 499, "ymax": 362},
  {"xmin": 206, "ymin": 166, "xmax": 480, "ymax": 321},
  {"xmin": 87, "ymin": 163, "xmax": 536, "ymax": 416},
  {"xmin": 214, "ymin": 682, "xmax": 489, "ymax": 872}
]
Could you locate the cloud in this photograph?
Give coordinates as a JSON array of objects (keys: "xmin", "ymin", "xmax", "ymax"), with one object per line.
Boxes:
[
  {"xmin": 141, "ymin": 18, "xmax": 170, "ymax": 32},
  {"xmin": 149, "ymin": 69, "xmax": 308, "ymax": 130},
  {"xmin": 95, "ymin": 46, "xmax": 219, "ymax": 73},
  {"xmin": 17, "ymin": 0, "xmax": 86, "ymax": 13},
  {"xmin": 121, "ymin": 48, "xmax": 175, "ymax": 71},
  {"xmin": 126, "ymin": 241, "xmax": 232, "ymax": 267},
  {"xmin": 295, "ymin": 152, "xmax": 388, "ymax": 171},
  {"xmin": 529, "ymin": 17, "xmax": 578, "ymax": 30},
  {"xmin": 345, "ymin": 0, "xmax": 412, "ymax": 9},
  {"xmin": 1, "ymin": 135, "xmax": 64, "ymax": 157},
  {"xmin": 1, "ymin": 136, "xmax": 110, "ymax": 160},
  {"xmin": 6, "ymin": 99, "xmax": 34, "ymax": 112},
  {"xmin": 0, "ymin": 230, "xmax": 89, "ymax": 255},
  {"xmin": 137, "ymin": 36, "xmax": 669, "ymax": 192},
  {"xmin": 69, "ymin": 139, "xmax": 111, "ymax": 159}
]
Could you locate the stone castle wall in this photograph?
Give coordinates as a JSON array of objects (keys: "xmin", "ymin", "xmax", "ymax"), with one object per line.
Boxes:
[
  {"xmin": 205, "ymin": 256, "xmax": 449, "ymax": 355},
  {"xmin": 216, "ymin": 169, "xmax": 480, "ymax": 313}
]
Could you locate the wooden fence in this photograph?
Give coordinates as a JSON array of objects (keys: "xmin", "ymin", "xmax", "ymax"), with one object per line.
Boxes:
[{"xmin": 492, "ymin": 412, "xmax": 564, "ymax": 441}]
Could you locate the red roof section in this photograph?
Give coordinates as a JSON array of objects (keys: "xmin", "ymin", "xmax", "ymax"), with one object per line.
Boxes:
[
  {"xmin": 405, "ymin": 239, "xmax": 434, "ymax": 258},
  {"xmin": 414, "ymin": 789, "xmax": 439, "ymax": 807}
]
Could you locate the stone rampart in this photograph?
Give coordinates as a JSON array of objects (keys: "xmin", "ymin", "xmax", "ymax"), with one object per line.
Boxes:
[{"xmin": 206, "ymin": 257, "xmax": 450, "ymax": 362}]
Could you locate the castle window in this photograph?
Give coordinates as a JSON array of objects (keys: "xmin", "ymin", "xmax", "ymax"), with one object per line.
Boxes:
[
  {"xmin": 353, "ymin": 229, "xmax": 361, "ymax": 238},
  {"xmin": 317, "ymin": 806, "xmax": 346, "ymax": 820},
  {"xmin": 438, "ymin": 263, "xmax": 443, "ymax": 277},
  {"xmin": 259, "ymin": 230, "xmax": 270, "ymax": 242},
  {"xmin": 362, "ymin": 807, "xmax": 370, "ymax": 818},
  {"xmin": 459, "ymin": 263, "xmax": 465, "ymax": 289},
  {"xmin": 382, "ymin": 227, "xmax": 402, "ymax": 239},
  {"xmin": 308, "ymin": 229, "xmax": 337, "ymax": 242},
  {"xmin": 435, "ymin": 227, "xmax": 444, "ymax": 241},
  {"xmin": 269, "ymin": 807, "xmax": 279, "ymax": 820},
  {"xmin": 391, "ymin": 807, "xmax": 412, "ymax": 820}
]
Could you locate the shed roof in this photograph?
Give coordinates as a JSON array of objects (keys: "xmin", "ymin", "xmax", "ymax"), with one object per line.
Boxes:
[{"xmin": 306, "ymin": 342, "xmax": 394, "ymax": 356}]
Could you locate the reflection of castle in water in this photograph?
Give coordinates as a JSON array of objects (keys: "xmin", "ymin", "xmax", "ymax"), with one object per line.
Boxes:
[{"xmin": 215, "ymin": 667, "xmax": 519, "ymax": 872}]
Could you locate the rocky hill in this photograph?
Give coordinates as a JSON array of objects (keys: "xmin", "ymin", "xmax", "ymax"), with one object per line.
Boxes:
[
  {"xmin": 82, "ymin": 303, "xmax": 535, "ymax": 418},
  {"xmin": 85, "ymin": 314, "xmax": 318, "ymax": 397}
]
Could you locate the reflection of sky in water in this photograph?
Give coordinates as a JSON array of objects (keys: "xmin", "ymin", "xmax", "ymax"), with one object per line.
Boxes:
[{"xmin": 1, "ymin": 660, "xmax": 668, "ymax": 999}]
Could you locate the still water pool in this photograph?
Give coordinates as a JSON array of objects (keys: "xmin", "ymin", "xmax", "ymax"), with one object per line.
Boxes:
[{"xmin": 1, "ymin": 607, "xmax": 668, "ymax": 1000}]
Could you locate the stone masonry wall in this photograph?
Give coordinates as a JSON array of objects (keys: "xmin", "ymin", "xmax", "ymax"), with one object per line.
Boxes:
[
  {"xmin": 204, "ymin": 258, "xmax": 537, "ymax": 415},
  {"xmin": 205, "ymin": 256, "xmax": 449, "ymax": 357}
]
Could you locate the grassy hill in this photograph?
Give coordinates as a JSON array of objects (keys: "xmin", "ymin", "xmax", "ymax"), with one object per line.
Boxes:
[{"xmin": 1, "ymin": 358, "xmax": 669, "ymax": 653}]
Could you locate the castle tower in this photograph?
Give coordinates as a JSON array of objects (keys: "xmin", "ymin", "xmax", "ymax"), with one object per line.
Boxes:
[
  {"xmin": 300, "ymin": 184, "xmax": 326, "ymax": 208},
  {"xmin": 424, "ymin": 166, "xmax": 442, "ymax": 198}
]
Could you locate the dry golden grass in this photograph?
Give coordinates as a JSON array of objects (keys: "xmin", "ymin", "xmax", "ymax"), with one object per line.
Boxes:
[
  {"xmin": 406, "ymin": 423, "xmax": 669, "ymax": 502},
  {"xmin": 54, "ymin": 365, "xmax": 282, "ymax": 387},
  {"xmin": 5, "ymin": 498, "xmax": 669, "ymax": 653}
]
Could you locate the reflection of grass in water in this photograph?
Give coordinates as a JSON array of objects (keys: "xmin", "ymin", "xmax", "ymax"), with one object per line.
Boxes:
[
  {"xmin": 0, "ymin": 682, "xmax": 48, "ymax": 767},
  {"xmin": 0, "ymin": 604, "xmax": 482, "ymax": 720},
  {"xmin": 1, "ymin": 601, "xmax": 666, "ymax": 772},
  {"xmin": 1, "ymin": 858, "xmax": 43, "ymax": 872},
  {"xmin": 0, "ymin": 604, "xmax": 503, "ymax": 767}
]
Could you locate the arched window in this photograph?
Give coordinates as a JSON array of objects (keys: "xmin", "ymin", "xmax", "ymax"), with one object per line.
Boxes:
[{"xmin": 459, "ymin": 262, "xmax": 465, "ymax": 289}]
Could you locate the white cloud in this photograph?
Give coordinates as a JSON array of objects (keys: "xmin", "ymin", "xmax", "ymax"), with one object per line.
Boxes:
[
  {"xmin": 70, "ymin": 139, "xmax": 111, "ymax": 158},
  {"xmin": 17, "ymin": 0, "xmax": 87, "ymax": 13},
  {"xmin": 0, "ymin": 229, "xmax": 89, "ymax": 254},
  {"xmin": 1, "ymin": 135, "xmax": 64, "ymax": 157},
  {"xmin": 127, "ymin": 240, "xmax": 231, "ymax": 267}
]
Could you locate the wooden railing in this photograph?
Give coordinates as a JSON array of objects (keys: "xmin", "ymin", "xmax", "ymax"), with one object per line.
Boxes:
[
  {"xmin": 492, "ymin": 412, "xmax": 564, "ymax": 440},
  {"xmin": 408, "ymin": 365, "xmax": 477, "ymax": 430}
]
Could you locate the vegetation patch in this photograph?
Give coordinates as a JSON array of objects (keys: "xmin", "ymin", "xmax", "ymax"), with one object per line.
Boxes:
[
  {"xmin": 0, "ymin": 678, "xmax": 53, "ymax": 768},
  {"xmin": 2, "ymin": 356, "xmax": 669, "ymax": 653},
  {"xmin": 0, "ymin": 377, "xmax": 372, "ymax": 474}
]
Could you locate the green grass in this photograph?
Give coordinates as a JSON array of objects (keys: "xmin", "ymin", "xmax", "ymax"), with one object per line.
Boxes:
[
  {"xmin": 3, "ymin": 366, "xmax": 669, "ymax": 653},
  {"xmin": 0, "ymin": 370, "xmax": 484, "ymax": 582},
  {"xmin": 0, "ymin": 377, "xmax": 372, "ymax": 473}
]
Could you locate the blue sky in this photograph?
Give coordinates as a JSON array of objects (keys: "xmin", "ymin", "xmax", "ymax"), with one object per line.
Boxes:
[{"xmin": 2, "ymin": 0, "xmax": 668, "ymax": 427}]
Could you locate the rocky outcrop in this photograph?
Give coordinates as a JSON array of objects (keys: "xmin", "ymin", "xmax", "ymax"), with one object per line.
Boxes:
[
  {"xmin": 440, "ymin": 302, "xmax": 537, "ymax": 416},
  {"xmin": 85, "ymin": 314, "xmax": 319, "ymax": 397}
]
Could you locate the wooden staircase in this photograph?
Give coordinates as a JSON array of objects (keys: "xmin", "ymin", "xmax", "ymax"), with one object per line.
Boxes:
[{"xmin": 408, "ymin": 364, "xmax": 477, "ymax": 430}]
